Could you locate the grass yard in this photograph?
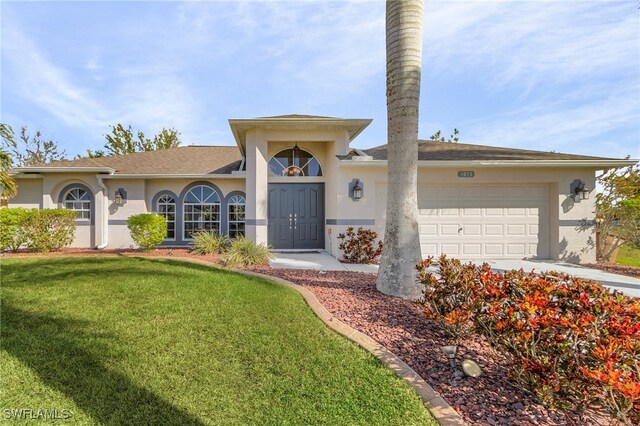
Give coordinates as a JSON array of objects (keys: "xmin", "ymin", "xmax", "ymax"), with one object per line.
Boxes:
[
  {"xmin": 617, "ymin": 243, "xmax": 640, "ymax": 267},
  {"xmin": 0, "ymin": 257, "xmax": 436, "ymax": 425}
]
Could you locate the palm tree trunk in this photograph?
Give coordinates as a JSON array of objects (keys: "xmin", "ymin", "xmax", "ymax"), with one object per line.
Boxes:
[{"xmin": 376, "ymin": 0, "xmax": 424, "ymax": 299}]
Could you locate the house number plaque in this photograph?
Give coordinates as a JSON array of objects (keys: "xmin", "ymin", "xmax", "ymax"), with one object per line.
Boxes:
[{"xmin": 457, "ymin": 171, "xmax": 475, "ymax": 178}]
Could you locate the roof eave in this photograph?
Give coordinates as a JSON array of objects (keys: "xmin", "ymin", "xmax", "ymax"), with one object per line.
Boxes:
[
  {"xmin": 228, "ymin": 117, "xmax": 372, "ymax": 157},
  {"xmin": 9, "ymin": 166, "xmax": 116, "ymax": 175},
  {"xmin": 338, "ymin": 159, "xmax": 639, "ymax": 168},
  {"xmin": 101, "ymin": 173, "xmax": 246, "ymax": 179}
]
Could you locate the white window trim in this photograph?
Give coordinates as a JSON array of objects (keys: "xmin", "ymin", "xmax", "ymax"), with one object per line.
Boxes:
[
  {"xmin": 227, "ymin": 195, "xmax": 246, "ymax": 238},
  {"xmin": 63, "ymin": 187, "xmax": 91, "ymax": 221},
  {"xmin": 182, "ymin": 186, "xmax": 222, "ymax": 241},
  {"xmin": 156, "ymin": 194, "xmax": 177, "ymax": 242}
]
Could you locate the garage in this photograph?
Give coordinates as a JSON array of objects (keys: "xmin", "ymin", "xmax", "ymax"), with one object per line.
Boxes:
[{"xmin": 417, "ymin": 184, "xmax": 550, "ymax": 259}]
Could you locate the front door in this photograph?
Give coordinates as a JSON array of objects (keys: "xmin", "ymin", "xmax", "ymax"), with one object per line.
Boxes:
[{"xmin": 268, "ymin": 183, "xmax": 324, "ymax": 249}]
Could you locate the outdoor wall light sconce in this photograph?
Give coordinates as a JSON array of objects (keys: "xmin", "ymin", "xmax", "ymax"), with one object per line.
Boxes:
[
  {"xmin": 114, "ymin": 188, "xmax": 127, "ymax": 206},
  {"xmin": 349, "ymin": 179, "xmax": 363, "ymax": 201},
  {"xmin": 571, "ymin": 179, "xmax": 590, "ymax": 200}
]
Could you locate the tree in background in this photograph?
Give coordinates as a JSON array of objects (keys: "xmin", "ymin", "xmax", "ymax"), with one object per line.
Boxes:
[
  {"xmin": 596, "ymin": 163, "xmax": 640, "ymax": 259},
  {"xmin": 0, "ymin": 125, "xmax": 66, "ymax": 167},
  {"xmin": 88, "ymin": 124, "xmax": 181, "ymax": 157},
  {"xmin": 0, "ymin": 149, "xmax": 17, "ymax": 199},
  {"xmin": 0, "ymin": 124, "xmax": 18, "ymax": 198},
  {"xmin": 430, "ymin": 128, "xmax": 460, "ymax": 143},
  {"xmin": 376, "ymin": 0, "xmax": 425, "ymax": 299}
]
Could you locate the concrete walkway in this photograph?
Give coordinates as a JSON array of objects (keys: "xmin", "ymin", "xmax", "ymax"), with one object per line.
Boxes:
[
  {"xmin": 270, "ymin": 252, "xmax": 639, "ymax": 298},
  {"xmin": 270, "ymin": 251, "xmax": 379, "ymax": 273}
]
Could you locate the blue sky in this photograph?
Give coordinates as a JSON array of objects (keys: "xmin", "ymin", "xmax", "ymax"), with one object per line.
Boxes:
[{"xmin": 1, "ymin": 0, "xmax": 638, "ymax": 159}]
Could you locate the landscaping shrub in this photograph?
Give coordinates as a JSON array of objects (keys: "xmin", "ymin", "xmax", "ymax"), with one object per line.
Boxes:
[
  {"xmin": 0, "ymin": 207, "xmax": 32, "ymax": 252},
  {"xmin": 127, "ymin": 213, "xmax": 167, "ymax": 251},
  {"xmin": 223, "ymin": 236, "xmax": 272, "ymax": 267},
  {"xmin": 416, "ymin": 256, "xmax": 480, "ymax": 342},
  {"xmin": 191, "ymin": 230, "xmax": 231, "ymax": 255},
  {"xmin": 26, "ymin": 209, "xmax": 76, "ymax": 253},
  {"xmin": 337, "ymin": 227, "xmax": 383, "ymax": 264},
  {"xmin": 417, "ymin": 255, "xmax": 640, "ymax": 424}
]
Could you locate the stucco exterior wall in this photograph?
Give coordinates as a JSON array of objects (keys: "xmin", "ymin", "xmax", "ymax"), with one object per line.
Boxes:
[
  {"xmin": 6, "ymin": 140, "xmax": 601, "ymax": 263},
  {"xmin": 39, "ymin": 173, "xmax": 103, "ymax": 248},
  {"xmin": 9, "ymin": 178, "xmax": 43, "ymax": 209},
  {"xmin": 244, "ymin": 127, "xmax": 349, "ymax": 245},
  {"xmin": 330, "ymin": 164, "xmax": 598, "ymax": 263},
  {"xmin": 106, "ymin": 178, "xmax": 246, "ymax": 248}
]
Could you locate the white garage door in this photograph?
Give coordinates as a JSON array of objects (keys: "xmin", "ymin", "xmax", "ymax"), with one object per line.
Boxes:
[{"xmin": 418, "ymin": 185, "xmax": 549, "ymax": 259}]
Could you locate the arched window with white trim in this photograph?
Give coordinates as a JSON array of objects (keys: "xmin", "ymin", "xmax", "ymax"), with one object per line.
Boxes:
[
  {"xmin": 155, "ymin": 194, "xmax": 176, "ymax": 240},
  {"xmin": 63, "ymin": 187, "xmax": 91, "ymax": 220},
  {"xmin": 183, "ymin": 185, "xmax": 221, "ymax": 239},
  {"xmin": 268, "ymin": 145, "xmax": 323, "ymax": 176},
  {"xmin": 227, "ymin": 194, "xmax": 245, "ymax": 239}
]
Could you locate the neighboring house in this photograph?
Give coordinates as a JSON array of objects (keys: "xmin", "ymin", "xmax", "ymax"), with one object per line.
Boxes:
[{"xmin": 8, "ymin": 115, "xmax": 637, "ymax": 263}]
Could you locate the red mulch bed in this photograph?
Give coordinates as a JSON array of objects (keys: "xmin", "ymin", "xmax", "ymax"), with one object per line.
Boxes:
[
  {"xmin": 584, "ymin": 262, "xmax": 640, "ymax": 279},
  {"xmin": 252, "ymin": 267, "xmax": 616, "ymax": 426}
]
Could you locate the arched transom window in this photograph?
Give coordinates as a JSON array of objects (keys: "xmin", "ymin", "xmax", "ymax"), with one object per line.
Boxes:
[
  {"xmin": 156, "ymin": 194, "xmax": 176, "ymax": 240},
  {"xmin": 227, "ymin": 194, "xmax": 245, "ymax": 239},
  {"xmin": 268, "ymin": 145, "xmax": 323, "ymax": 177},
  {"xmin": 183, "ymin": 185, "xmax": 221, "ymax": 239},
  {"xmin": 64, "ymin": 187, "xmax": 91, "ymax": 220}
]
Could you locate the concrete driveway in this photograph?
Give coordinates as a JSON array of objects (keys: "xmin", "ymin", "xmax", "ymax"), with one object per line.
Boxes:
[
  {"xmin": 472, "ymin": 259, "xmax": 640, "ymax": 298},
  {"xmin": 270, "ymin": 252, "xmax": 639, "ymax": 298}
]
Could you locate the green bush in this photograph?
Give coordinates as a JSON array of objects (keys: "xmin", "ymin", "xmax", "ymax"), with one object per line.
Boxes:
[
  {"xmin": 223, "ymin": 236, "xmax": 273, "ymax": 267},
  {"xmin": 191, "ymin": 230, "xmax": 231, "ymax": 255},
  {"xmin": 26, "ymin": 209, "xmax": 76, "ymax": 253},
  {"xmin": 0, "ymin": 207, "xmax": 32, "ymax": 252},
  {"xmin": 127, "ymin": 213, "xmax": 167, "ymax": 251}
]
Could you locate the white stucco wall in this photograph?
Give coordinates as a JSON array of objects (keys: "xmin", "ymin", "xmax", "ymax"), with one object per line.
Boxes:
[
  {"xmin": 329, "ymin": 164, "xmax": 598, "ymax": 263},
  {"xmin": 9, "ymin": 178, "xmax": 43, "ymax": 209},
  {"xmin": 6, "ymin": 138, "xmax": 602, "ymax": 263},
  {"xmin": 244, "ymin": 127, "xmax": 349, "ymax": 245}
]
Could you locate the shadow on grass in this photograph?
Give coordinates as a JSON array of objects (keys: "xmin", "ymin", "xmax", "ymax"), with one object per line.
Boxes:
[
  {"xmin": 1, "ymin": 302, "xmax": 205, "ymax": 425},
  {"xmin": 1, "ymin": 257, "xmax": 210, "ymax": 288}
]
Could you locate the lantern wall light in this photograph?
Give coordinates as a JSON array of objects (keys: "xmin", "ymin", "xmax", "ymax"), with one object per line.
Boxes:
[
  {"xmin": 114, "ymin": 188, "xmax": 127, "ymax": 206},
  {"xmin": 350, "ymin": 179, "xmax": 363, "ymax": 201},
  {"xmin": 571, "ymin": 179, "xmax": 590, "ymax": 200}
]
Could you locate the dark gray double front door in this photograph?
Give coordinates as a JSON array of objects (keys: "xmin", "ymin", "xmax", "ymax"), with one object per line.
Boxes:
[{"xmin": 268, "ymin": 183, "xmax": 324, "ymax": 250}]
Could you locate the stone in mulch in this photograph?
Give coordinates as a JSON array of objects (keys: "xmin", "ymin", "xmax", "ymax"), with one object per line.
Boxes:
[
  {"xmin": 252, "ymin": 267, "xmax": 616, "ymax": 426},
  {"xmin": 584, "ymin": 262, "xmax": 640, "ymax": 279}
]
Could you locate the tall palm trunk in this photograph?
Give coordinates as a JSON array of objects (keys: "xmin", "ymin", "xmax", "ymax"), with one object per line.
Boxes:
[{"xmin": 376, "ymin": 0, "xmax": 424, "ymax": 299}]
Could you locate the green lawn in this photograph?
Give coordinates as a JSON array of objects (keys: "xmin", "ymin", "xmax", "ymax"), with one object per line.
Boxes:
[
  {"xmin": 0, "ymin": 257, "xmax": 435, "ymax": 425},
  {"xmin": 617, "ymin": 243, "xmax": 640, "ymax": 267}
]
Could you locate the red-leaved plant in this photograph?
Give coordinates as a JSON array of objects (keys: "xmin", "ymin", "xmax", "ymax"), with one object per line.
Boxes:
[
  {"xmin": 337, "ymin": 227, "xmax": 383, "ymax": 264},
  {"xmin": 417, "ymin": 255, "xmax": 640, "ymax": 424}
]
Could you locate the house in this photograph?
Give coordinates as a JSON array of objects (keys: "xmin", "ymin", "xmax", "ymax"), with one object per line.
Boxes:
[{"xmin": 8, "ymin": 115, "xmax": 637, "ymax": 263}]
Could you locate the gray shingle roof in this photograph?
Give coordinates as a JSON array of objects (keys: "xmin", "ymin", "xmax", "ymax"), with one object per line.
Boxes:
[
  {"xmin": 27, "ymin": 140, "xmax": 623, "ymax": 176},
  {"xmin": 38, "ymin": 146, "xmax": 243, "ymax": 175},
  {"xmin": 340, "ymin": 140, "xmax": 618, "ymax": 161}
]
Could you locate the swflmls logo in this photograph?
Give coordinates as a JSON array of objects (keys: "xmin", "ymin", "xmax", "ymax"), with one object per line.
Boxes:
[{"xmin": 3, "ymin": 408, "xmax": 72, "ymax": 420}]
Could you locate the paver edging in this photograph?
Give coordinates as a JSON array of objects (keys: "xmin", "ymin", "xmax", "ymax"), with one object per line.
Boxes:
[{"xmin": 136, "ymin": 255, "xmax": 465, "ymax": 425}]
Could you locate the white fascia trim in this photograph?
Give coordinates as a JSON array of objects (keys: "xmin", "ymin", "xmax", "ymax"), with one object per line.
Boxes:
[
  {"xmin": 338, "ymin": 159, "xmax": 639, "ymax": 168},
  {"xmin": 101, "ymin": 173, "xmax": 246, "ymax": 179},
  {"xmin": 10, "ymin": 167, "xmax": 115, "ymax": 174}
]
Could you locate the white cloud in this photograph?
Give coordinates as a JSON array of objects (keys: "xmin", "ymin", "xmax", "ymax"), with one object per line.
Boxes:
[
  {"xmin": 424, "ymin": 1, "xmax": 638, "ymax": 87},
  {"xmin": 2, "ymin": 24, "xmax": 110, "ymax": 131}
]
